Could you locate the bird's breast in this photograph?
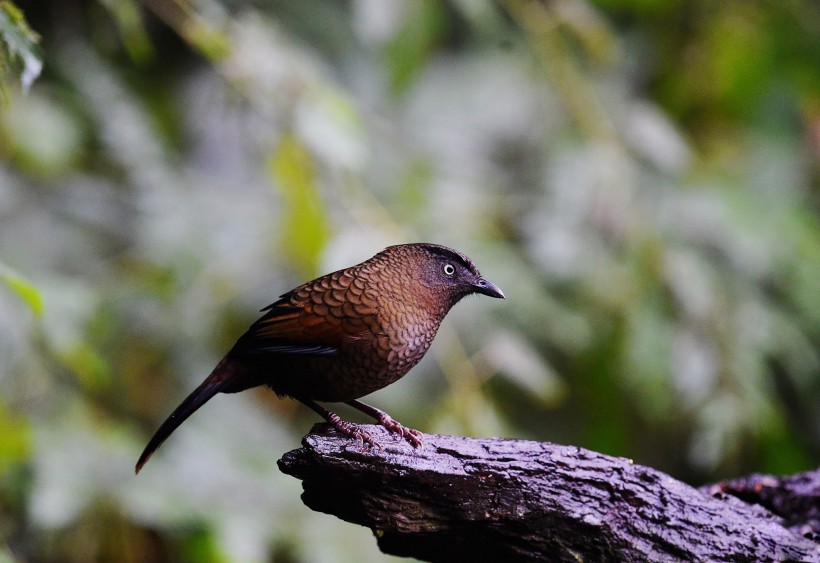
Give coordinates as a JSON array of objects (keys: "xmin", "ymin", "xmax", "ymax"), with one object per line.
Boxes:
[{"xmin": 380, "ymin": 305, "xmax": 441, "ymax": 370}]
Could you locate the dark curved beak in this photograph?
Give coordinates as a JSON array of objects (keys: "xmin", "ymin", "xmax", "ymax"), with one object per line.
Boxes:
[{"xmin": 472, "ymin": 277, "xmax": 505, "ymax": 299}]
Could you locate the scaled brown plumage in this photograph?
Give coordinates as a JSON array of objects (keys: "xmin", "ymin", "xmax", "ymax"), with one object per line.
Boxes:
[{"xmin": 135, "ymin": 243, "xmax": 504, "ymax": 473}]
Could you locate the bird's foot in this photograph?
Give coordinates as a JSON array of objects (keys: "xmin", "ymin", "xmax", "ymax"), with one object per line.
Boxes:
[
  {"xmin": 376, "ymin": 413, "xmax": 423, "ymax": 448},
  {"xmin": 326, "ymin": 412, "xmax": 380, "ymax": 448}
]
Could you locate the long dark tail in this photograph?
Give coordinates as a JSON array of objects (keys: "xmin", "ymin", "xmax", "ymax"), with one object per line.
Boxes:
[{"xmin": 135, "ymin": 357, "xmax": 246, "ymax": 473}]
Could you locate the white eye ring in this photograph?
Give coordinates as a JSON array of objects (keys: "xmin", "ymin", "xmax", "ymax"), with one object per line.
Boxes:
[{"xmin": 443, "ymin": 263, "xmax": 456, "ymax": 277}]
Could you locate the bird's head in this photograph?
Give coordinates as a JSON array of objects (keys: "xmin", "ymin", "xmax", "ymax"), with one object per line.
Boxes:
[{"xmin": 382, "ymin": 243, "xmax": 505, "ymax": 308}]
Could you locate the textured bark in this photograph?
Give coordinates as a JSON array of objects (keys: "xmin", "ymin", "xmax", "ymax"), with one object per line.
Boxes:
[
  {"xmin": 278, "ymin": 424, "xmax": 820, "ymax": 562},
  {"xmin": 701, "ymin": 471, "xmax": 820, "ymax": 541}
]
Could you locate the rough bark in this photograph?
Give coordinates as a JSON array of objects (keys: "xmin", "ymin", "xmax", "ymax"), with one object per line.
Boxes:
[
  {"xmin": 701, "ymin": 471, "xmax": 820, "ymax": 541},
  {"xmin": 278, "ymin": 424, "xmax": 820, "ymax": 562}
]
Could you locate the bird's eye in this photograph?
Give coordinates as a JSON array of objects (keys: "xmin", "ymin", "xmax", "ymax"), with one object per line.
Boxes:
[{"xmin": 443, "ymin": 263, "xmax": 456, "ymax": 277}]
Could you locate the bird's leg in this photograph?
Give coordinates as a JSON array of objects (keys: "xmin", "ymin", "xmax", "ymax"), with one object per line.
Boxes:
[
  {"xmin": 346, "ymin": 399, "xmax": 423, "ymax": 448},
  {"xmin": 297, "ymin": 397, "xmax": 379, "ymax": 448}
]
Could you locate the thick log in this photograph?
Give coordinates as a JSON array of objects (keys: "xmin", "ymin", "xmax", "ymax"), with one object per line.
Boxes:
[
  {"xmin": 278, "ymin": 424, "xmax": 820, "ymax": 562},
  {"xmin": 701, "ymin": 471, "xmax": 820, "ymax": 540}
]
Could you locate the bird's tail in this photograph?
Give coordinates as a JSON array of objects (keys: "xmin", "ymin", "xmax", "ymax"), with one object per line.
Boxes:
[{"xmin": 135, "ymin": 356, "xmax": 246, "ymax": 474}]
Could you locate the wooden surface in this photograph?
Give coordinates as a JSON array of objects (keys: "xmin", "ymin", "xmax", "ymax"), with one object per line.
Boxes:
[{"xmin": 278, "ymin": 424, "xmax": 820, "ymax": 562}]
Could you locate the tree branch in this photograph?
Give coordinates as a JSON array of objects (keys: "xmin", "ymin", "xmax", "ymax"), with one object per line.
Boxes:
[
  {"xmin": 278, "ymin": 424, "xmax": 820, "ymax": 562},
  {"xmin": 701, "ymin": 471, "xmax": 820, "ymax": 540}
]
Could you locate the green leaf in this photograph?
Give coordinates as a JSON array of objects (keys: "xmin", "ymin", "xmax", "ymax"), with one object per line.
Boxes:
[
  {"xmin": 268, "ymin": 132, "xmax": 330, "ymax": 278},
  {"xmin": 0, "ymin": 262, "xmax": 43, "ymax": 315},
  {"xmin": 0, "ymin": 1, "xmax": 43, "ymax": 97},
  {"xmin": 0, "ymin": 400, "xmax": 30, "ymax": 476},
  {"xmin": 61, "ymin": 341, "xmax": 111, "ymax": 392},
  {"xmin": 98, "ymin": 0, "xmax": 155, "ymax": 64},
  {"xmin": 183, "ymin": 16, "xmax": 231, "ymax": 63},
  {"xmin": 384, "ymin": 1, "xmax": 447, "ymax": 94}
]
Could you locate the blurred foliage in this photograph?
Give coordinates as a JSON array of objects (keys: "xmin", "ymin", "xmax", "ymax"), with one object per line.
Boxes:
[
  {"xmin": 0, "ymin": 262, "xmax": 41, "ymax": 316},
  {"xmin": 1, "ymin": 0, "xmax": 818, "ymax": 561},
  {"xmin": 0, "ymin": 1, "xmax": 41, "ymax": 100},
  {"xmin": 269, "ymin": 131, "xmax": 329, "ymax": 278}
]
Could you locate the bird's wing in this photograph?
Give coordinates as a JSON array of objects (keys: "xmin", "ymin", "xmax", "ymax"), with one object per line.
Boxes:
[
  {"xmin": 231, "ymin": 278, "xmax": 379, "ymax": 357},
  {"xmin": 236, "ymin": 303, "xmax": 340, "ymax": 355}
]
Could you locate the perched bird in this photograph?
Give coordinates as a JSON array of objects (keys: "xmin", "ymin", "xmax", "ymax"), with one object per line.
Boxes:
[{"xmin": 135, "ymin": 243, "xmax": 504, "ymax": 473}]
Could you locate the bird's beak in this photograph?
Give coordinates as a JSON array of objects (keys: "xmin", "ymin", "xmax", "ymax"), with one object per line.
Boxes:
[{"xmin": 471, "ymin": 277, "xmax": 505, "ymax": 299}]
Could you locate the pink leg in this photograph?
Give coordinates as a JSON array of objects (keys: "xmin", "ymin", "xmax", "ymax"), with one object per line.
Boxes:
[
  {"xmin": 346, "ymin": 399, "xmax": 423, "ymax": 448},
  {"xmin": 298, "ymin": 398, "xmax": 378, "ymax": 447}
]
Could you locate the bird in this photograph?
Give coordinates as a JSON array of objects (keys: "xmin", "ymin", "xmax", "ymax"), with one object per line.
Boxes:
[{"xmin": 135, "ymin": 243, "xmax": 504, "ymax": 473}]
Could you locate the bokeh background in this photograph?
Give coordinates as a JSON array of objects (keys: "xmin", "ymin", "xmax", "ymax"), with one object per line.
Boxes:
[{"xmin": 1, "ymin": 0, "xmax": 818, "ymax": 561}]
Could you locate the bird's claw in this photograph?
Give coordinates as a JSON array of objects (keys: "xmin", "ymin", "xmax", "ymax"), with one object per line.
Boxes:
[
  {"xmin": 377, "ymin": 413, "xmax": 424, "ymax": 448},
  {"xmin": 327, "ymin": 413, "xmax": 381, "ymax": 449},
  {"xmin": 353, "ymin": 428, "xmax": 381, "ymax": 449},
  {"xmin": 326, "ymin": 408, "xmax": 421, "ymax": 448}
]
